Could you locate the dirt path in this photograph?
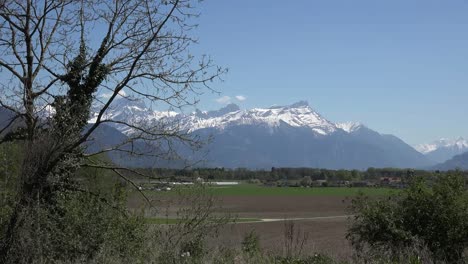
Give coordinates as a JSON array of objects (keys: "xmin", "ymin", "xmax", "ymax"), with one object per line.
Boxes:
[{"xmin": 233, "ymin": 215, "xmax": 353, "ymax": 224}]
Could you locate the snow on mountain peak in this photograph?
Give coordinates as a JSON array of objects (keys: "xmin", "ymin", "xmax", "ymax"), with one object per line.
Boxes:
[
  {"xmin": 89, "ymin": 97, "xmax": 178, "ymax": 132},
  {"xmin": 90, "ymin": 99, "xmax": 370, "ymax": 137},
  {"xmin": 415, "ymin": 137, "xmax": 468, "ymax": 154},
  {"xmin": 336, "ymin": 122, "xmax": 362, "ymax": 133},
  {"xmin": 180, "ymin": 101, "xmax": 336, "ymax": 135}
]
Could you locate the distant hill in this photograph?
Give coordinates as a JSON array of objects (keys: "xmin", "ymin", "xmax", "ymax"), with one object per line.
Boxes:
[
  {"xmin": 0, "ymin": 106, "xmax": 184, "ymax": 168},
  {"xmin": 84, "ymin": 124, "xmax": 187, "ymax": 168},
  {"xmin": 191, "ymin": 120, "xmax": 432, "ymax": 170},
  {"xmin": 432, "ymin": 151, "xmax": 468, "ymax": 171},
  {"xmin": 0, "ymin": 107, "xmax": 18, "ymax": 137}
]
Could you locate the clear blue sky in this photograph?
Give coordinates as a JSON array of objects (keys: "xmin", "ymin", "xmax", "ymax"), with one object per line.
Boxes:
[{"xmin": 189, "ymin": 0, "xmax": 468, "ymax": 146}]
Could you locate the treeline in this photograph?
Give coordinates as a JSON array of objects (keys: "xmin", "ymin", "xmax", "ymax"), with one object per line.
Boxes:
[{"xmin": 139, "ymin": 167, "xmax": 467, "ymax": 182}]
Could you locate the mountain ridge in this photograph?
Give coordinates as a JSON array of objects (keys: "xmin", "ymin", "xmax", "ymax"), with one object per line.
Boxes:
[
  {"xmin": 432, "ymin": 151, "xmax": 468, "ymax": 171},
  {"xmin": 98, "ymin": 98, "xmax": 365, "ymax": 136},
  {"xmin": 415, "ymin": 137, "xmax": 468, "ymax": 163},
  {"xmin": 89, "ymin": 98, "xmax": 432, "ymax": 169},
  {"xmin": 0, "ymin": 100, "xmax": 435, "ymax": 169}
]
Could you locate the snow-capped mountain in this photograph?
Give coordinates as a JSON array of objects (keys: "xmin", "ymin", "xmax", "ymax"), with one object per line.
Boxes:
[
  {"xmin": 336, "ymin": 122, "xmax": 363, "ymax": 133},
  {"xmin": 89, "ymin": 98, "xmax": 178, "ymax": 134},
  {"xmin": 180, "ymin": 101, "xmax": 338, "ymax": 135},
  {"xmin": 0, "ymin": 97, "xmax": 432, "ymax": 169},
  {"xmin": 415, "ymin": 138, "xmax": 468, "ymax": 154},
  {"xmin": 93, "ymin": 98, "xmax": 356, "ymax": 136},
  {"xmin": 86, "ymin": 98, "xmax": 433, "ymax": 169},
  {"xmin": 415, "ymin": 138, "xmax": 468, "ymax": 163}
]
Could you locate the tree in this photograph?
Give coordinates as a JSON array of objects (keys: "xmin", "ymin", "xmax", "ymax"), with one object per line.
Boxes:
[
  {"xmin": 347, "ymin": 173, "xmax": 468, "ymax": 262},
  {"xmin": 0, "ymin": 0, "xmax": 224, "ymax": 262},
  {"xmin": 300, "ymin": 176, "xmax": 312, "ymax": 187}
]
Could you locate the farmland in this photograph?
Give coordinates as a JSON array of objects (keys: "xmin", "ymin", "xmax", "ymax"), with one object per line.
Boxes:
[
  {"xmin": 132, "ymin": 184, "xmax": 396, "ymax": 258},
  {"xmin": 211, "ymin": 185, "xmax": 394, "ymax": 258},
  {"xmin": 207, "ymin": 184, "xmax": 396, "ymax": 196}
]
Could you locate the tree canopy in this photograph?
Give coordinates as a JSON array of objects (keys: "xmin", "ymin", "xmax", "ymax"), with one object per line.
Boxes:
[{"xmin": 0, "ymin": 1, "xmax": 223, "ymax": 262}]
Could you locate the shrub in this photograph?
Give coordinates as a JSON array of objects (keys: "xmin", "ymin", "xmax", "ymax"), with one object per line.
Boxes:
[
  {"xmin": 275, "ymin": 253, "xmax": 337, "ymax": 264},
  {"xmin": 180, "ymin": 239, "xmax": 206, "ymax": 260},
  {"xmin": 242, "ymin": 230, "xmax": 261, "ymax": 256},
  {"xmin": 0, "ymin": 164, "xmax": 148, "ymax": 264},
  {"xmin": 149, "ymin": 183, "xmax": 230, "ymax": 263},
  {"xmin": 248, "ymin": 178, "xmax": 262, "ymax": 184},
  {"xmin": 347, "ymin": 173, "xmax": 468, "ymax": 262}
]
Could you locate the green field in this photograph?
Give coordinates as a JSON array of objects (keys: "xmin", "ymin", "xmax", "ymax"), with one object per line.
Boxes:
[
  {"xmin": 142, "ymin": 184, "xmax": 398, "ymax": 197},
  {"xmin": 206, "ymin": 184, "xmax": 397, "ymax": 196},
  {"xmin": 139, "ymin": 184, "xmax": 398, "ymax": 199}
]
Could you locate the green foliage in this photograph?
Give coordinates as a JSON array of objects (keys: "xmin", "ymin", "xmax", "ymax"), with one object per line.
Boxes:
[
  {"xmin": 180, "ymin": 239, "xmax": 206, "ymax": 260},
  {"xmin": 0, "ymin": 143, "xmax": 22, "ymax": 240},
  {"xmin": 275, "ymin": 254, "xmax": 337, "ymax": 264},
  {"xmin": 347, "ymin": 173, "xmax": 468, "ymax": 262},
  {"xmin": 0, "ymin": 160, "xmax": 148, "ymax": 264},
  {"xmin": 211, "ymin": 247, "xmax": 240, "ymax": 264},
  {"xmin": 148, "ymin": 183, "xmax": 230, "ymax": 264},
  {"xmin": 158, "ymin": 167, "xmax": 444, "ymax": 183},
  {"xmin": 53, "ymin": 188, "xmax": 146, "ymax": 262},
  {"xmin": 242, "ymin": 230, "xmax": 261, "ymax": 256},
  {"xmin": 247, "ymin": 178, "xmax": 262, "ymax": 184},
  {"xmin": 300, "ymin": 176, "xmax": 312, "ymax": 187}
]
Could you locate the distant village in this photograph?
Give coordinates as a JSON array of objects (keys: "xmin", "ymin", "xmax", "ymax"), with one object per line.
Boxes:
[
  {"xmin": 137, "ymin": 177, "xmax": 240, "ymax": 191},
  {"xmin": 137, "ymin": 175, "xmax": 407, "ymax": 192}
]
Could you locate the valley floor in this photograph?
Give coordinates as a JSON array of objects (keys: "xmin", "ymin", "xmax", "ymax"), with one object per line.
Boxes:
[
  {"xmin": 129, "ymin": 185, "xmax": 394, "ymax": 259},
  {"xmin": 211, "ymin": 194, "xmax": 354, "ymax": 259}
]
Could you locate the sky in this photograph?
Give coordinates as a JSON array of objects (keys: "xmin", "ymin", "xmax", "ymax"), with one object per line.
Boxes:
[{"xmin": 187, "ymin": 0, "xmax": 468, "ymax": 146}]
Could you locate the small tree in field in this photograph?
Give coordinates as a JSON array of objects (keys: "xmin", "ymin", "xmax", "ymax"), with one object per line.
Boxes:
[
  {"xmin": 347, "ymin": 173, "xmax": 468, "ymax": 262},
  {"xmin": 0, "ymin": 0, "xmax": 224, "ymax": 262},
  {"xmin": 300, "ymin": 176, "xmax": 312, "ymax": 187}
]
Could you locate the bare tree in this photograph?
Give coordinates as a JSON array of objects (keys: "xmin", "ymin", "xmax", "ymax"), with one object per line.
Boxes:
[{"xmin": 0, "ymin": 0, "xmax": 224, "ymax": 261}]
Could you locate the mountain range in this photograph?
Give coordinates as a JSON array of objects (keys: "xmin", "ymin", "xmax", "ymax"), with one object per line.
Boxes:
[
  {"xmin": 91, "ymin": 98, "xmax": 433, "ymax": 169},
  {"xmin": 415, "ymin": 138, "xmax": 468, "ymax": 164},
  {"xmin": 431, "ymin": 152, "xmax": 468, "ymax": 171},
  {"xmin": 3, "ymin": 98, "xmax": 467, "ymax": 170}
]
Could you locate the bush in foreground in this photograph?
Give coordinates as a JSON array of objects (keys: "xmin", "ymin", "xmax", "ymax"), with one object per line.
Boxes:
[{"xmin": 347, "ymin": 173, "xmax": 468, "ymax": 263}]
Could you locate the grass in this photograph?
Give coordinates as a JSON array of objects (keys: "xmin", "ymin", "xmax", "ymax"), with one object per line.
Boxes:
[
  {"xmin": 206, "ymin": 184, "xmax": 397, "ymax": 196},
  {"xmin": 137, "ymin": 184, "xmax": 397, "ymax": 200}
]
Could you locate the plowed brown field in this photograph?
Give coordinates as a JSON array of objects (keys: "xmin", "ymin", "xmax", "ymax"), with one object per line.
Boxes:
[{"xmin": 213, "ymin": 195, "xmax": 353, "ymax": 258}]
